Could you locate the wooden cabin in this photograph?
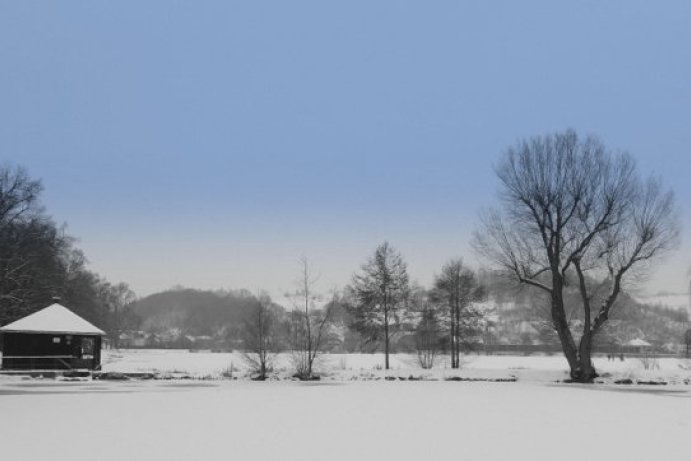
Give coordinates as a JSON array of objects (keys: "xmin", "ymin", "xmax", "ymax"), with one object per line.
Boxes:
[{"xmin": 0, "ymin": 303, "xmax": 105, "ymax": 370}]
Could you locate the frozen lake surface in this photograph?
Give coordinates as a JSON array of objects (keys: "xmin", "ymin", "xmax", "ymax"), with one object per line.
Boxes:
[
  {"xmin": 2, "ymin": 350, "xmax": 690, "ymax": 460},
  {"xmin": 0, "ymin": 378, "xmax": 689, "ymax": 461}
]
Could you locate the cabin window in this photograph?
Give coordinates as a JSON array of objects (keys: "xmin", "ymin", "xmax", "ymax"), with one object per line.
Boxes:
[{"xmin": 53, "ymin": 337, "xmax": 61, "ymax": 344}]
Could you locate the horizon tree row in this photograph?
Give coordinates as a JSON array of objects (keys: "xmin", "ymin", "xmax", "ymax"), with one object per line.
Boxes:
[{"xmin": 242, "ymin": 244, "xmax": 490, "ymax": 378}]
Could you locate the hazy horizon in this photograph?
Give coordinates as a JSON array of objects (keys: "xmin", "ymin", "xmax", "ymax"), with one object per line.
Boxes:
[{"xmin": 3, "ymin": 1, "xmax": 690, "ymax": 299}]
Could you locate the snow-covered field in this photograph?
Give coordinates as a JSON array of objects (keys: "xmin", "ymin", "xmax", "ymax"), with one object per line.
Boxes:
[
  {"xmin": 100, "ymin": 349, "xmax": 691, "ymax": 384},
  {"xmin": 1, "ymin": 350, "xmax": 691, "ymax": 460}
]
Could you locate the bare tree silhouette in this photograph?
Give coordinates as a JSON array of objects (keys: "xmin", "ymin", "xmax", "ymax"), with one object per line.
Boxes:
[{"xmin": 474, "ymin": 130, "xmax": 679, "ymax": 382}]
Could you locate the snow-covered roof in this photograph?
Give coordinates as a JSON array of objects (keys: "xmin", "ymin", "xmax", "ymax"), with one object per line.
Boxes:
[
  {"xmin": 0, "ymin": 303, "xmax": 105, "ymax": 335},
  {"xmin": 625, "ymin": 338, "xmax": 652, "ymax": 347}
]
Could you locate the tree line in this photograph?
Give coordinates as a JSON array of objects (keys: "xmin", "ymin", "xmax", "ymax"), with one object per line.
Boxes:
[
  {"xmin": 242, "ymin": 246, "xmax": 488, "ymax": 379},
  {"xmin": 0, "ymin": 163, "xmax": 489, "ymax": 380},
  {"xmin": 0, "ymin": 164, "xmax": 137, "ymax": 344},
  {"xmin": 256, "ymin": 130, "xmax": 680, "ymax": 382},
  {"xmin": 2, "ymin": 129, "xmax": 681, "ymax": 383}
]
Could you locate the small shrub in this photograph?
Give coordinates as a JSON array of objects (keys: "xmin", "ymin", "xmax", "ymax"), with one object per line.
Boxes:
[{"xmin": 638, "ymin": 354, "xmax": 659, "ymax": 371}]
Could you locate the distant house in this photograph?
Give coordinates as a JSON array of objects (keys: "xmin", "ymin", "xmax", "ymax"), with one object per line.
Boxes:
[
  {"xmin": 624, "ymin": 338, "xmax": 653, "ymax": 355},
  {"xmin": 0, "ymin": 303, "xmax": 105, "ymax": 370},
  {"xmin": 118, "ymin": 331, "xmax": 149, "ymax": 348}
]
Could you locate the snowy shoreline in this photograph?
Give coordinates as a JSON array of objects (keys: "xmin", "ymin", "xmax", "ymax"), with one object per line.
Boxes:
[{"xmin": 3, "ymin": 349, "xmax": 690, "ymax": 388}]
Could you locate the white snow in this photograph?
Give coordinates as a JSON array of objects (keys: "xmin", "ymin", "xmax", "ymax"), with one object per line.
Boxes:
[
  {"xmin": 0, "ymin": 303, "xmax": 105, "ymax": 335},
  {"xmin": 0, "ymin": 378, "xmax": 689, "ymax": 460},
  {"xmin": 1, "ymin": 350, "xmax": 690, "ymax": 459},
  {"xmin": 98, "ymin": 350, "xmax": 691, "ymax": 384},
  {"xmin": 625, "ymin": 338, "xmax": 652, "ymax": 347}
]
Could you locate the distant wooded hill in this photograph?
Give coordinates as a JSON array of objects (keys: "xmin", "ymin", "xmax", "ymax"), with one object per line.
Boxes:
[
  {"xmin": 477, "ymin": 271, "xmax": 689, "ymax": 350},
  {"xmin": 130, "ymin": 279, "xmax": 690, "ymax": 353},
  {"xmin": 131, "ymin": 288, "xmax": 278, "ymax": 339}
]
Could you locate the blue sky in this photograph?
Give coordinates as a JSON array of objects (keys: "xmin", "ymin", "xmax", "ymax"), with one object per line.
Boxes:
[{"xmin": 2, "ymin": 1, "xmax": 690, "ymax": 298}]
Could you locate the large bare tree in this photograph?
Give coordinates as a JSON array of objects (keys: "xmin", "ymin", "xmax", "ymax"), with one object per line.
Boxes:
[
  {"xmin": 0, "ymin": 164, "xmax": 131, "ymax": 330},
  {"xmin": 474, "ymin": 130, "xmax": 679, "ymax": 382},
  {"xmin": 0, "ymin": 165, "xmax": 71, "ymax": 321}
]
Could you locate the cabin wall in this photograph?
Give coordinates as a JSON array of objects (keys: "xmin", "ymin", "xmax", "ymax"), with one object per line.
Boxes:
[{"xmin": 1, "ymin": 332, "xmax": 102, "ymax": 370}]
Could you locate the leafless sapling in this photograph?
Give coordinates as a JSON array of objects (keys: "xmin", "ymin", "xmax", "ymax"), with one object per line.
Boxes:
[
  {"xmin": 243, "ymin": 291, "xmax": 282, "ymax": 380},
  {"xmin": 411, "ymin": 288, "xmax": 442, "ymax": 369},
  {"xmin": 288, "ymin": 258, "xmax": 334, "ymax": 379}
]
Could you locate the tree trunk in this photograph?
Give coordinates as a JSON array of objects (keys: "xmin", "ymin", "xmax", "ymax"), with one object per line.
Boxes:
[
  {"xmin": 305, "ymin": 285, "xmax": 312, "ymax": 377},
  {"xmin": 550, "ymin": 276, "xmax": 581, "ymax": 380},
  {"xmin": 384, "ymin": 308, "xmax": 390, "ymax": 370},
  {"xmin": 576, "ymin": 332, "xmax": 597, "ymax": 382},
  {"xmin": 450, "ymin": 305, "xmax": 456, "ymax": 369},
  {"xmin": 572, "ymin": 259, "xmax": 598, "ymax": 382},
  {"xmin": 454, "ymin": 304, "xmax": 461, "ymax": 369},
  {"xmin": 554, "ymin": 327, "xmax": 579, "ymax": 380}
]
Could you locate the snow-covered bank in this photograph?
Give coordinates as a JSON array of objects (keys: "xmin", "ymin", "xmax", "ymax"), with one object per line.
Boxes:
[{"xmin": 98, "ymin": 349, "xmax": 691, "ymax": 384}]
